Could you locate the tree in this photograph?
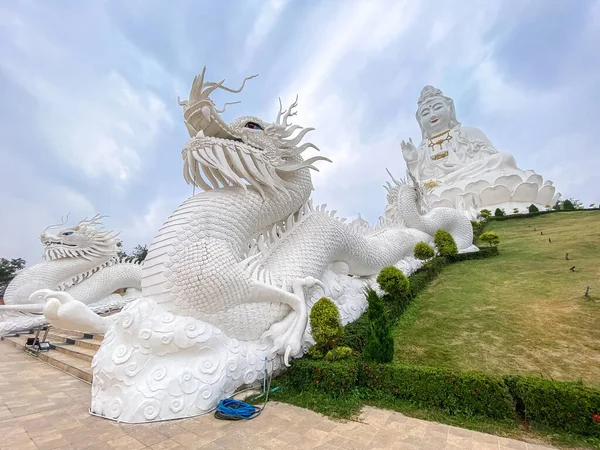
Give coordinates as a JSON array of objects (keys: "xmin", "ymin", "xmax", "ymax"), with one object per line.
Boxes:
[
  {"xmin": 308, "ymin": 297, "xmax": 343, "ymax": 359},
  {"xmin": 562, "ymin": 199, "xmax": 575, "ymax": 210},
  {"xmin": 117, "ymin": 243, "xmax": 148, "ymax": 263},
  {"xmin": 479, "ymin": 231, "xmax": 500, "ymax": 248},
  {"xmin": 362, "ymin": 288, "xmax": 394, "ymax": 363},
  {"xmin": 130, "ymin": 245, "xmax": 148, "ymax": 263},
  {"xmin": 0, "ymin": 258, "xmax": 26, "ymax": 296}
]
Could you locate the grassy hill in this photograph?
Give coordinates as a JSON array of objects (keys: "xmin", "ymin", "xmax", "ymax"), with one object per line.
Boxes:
[{"xmin": 393, "ymin": 211, "xmax": 600, "ymax": 387}]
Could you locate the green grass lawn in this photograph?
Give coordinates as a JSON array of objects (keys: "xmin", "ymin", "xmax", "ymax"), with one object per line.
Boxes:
[{"xmin": 393, "ymin": 211, "xmax": 600, "ymax": 387}]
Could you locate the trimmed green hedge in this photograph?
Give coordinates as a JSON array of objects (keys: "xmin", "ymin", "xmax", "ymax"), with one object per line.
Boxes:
[
  {"xmin": 286, "ymin": 359, "xmax": 600, "ymax": 436},
  {"xmin": 285, "ymin": 358, "xmax": 360, "ymax": 396},
  {"xmin": 360, "ymin": 363, "xmax": 515, "ymax": 419},
  {"xmin": 448, "ymin": 247, "xmax": 499, "ymax": 262},
  {"xmin": 287, "ymin": 359, "xmax": 514, "ymax": 419},
  {"xmin": 505, "ymin": 376, "xmax": 600, "ymax": 437},
  {"xmin": 486, "ymin": 208, "xmax": 600, "ymax": 221}
]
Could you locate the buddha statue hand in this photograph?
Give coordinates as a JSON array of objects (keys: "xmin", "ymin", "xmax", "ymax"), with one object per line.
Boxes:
[{"xmin": 401, "ymin": 137, "xmax": 418, "ymax": 163}]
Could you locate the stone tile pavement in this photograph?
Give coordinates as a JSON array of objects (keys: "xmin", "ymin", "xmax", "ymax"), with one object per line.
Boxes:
[{"xmin": 0, "ymin": 342, "xmax": 557, "ymax": 450}]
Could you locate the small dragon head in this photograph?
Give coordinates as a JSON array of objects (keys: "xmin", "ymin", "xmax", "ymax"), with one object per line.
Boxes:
[
  {"xmin": 178, "ymin": 67, "xmax": 331, "ymax": 198},
  {"xmin": 383, "ymin": 168, "xmax": 430, "ymax": 221},
  {"xmin": 40, "ymin": 214, "xmax": 121, "ymax": 261}
]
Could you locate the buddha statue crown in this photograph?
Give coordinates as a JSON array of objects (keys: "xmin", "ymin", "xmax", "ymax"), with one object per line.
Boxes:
[{"xmin": 417, "ymin": 85, "xmax": 444, "ymax": 107}]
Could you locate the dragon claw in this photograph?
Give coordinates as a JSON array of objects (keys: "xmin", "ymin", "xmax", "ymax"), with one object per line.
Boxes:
[{"xmin": 298, "ymin": 276, "xmax": 324, "ymax": 290}]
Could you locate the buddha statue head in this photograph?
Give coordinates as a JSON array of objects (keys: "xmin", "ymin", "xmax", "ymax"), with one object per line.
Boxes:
[{"xmin": 415, "ymin": 85, "xmax": 460, "ymax": 139}]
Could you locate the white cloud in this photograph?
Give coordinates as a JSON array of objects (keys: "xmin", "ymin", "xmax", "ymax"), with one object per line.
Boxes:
[
  {"xmin": 472, "ymin": 59, "xmax": 564, "ymax": 118},
  {"xmin": 0, "ymin": 6, "xmax": 175, "ymax": 187},
  {"xmin": 239, "ymin": 0, "xmax": 289, "ymax": 71},
  {"xmin": 45, "ymin": 72, "xmax": 173, "ymax": 183}
]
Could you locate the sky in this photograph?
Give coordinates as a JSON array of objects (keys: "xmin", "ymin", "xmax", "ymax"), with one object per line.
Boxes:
[{"xmin": 1, "ymin": 0, "xmax": 599, "ymax": 266}]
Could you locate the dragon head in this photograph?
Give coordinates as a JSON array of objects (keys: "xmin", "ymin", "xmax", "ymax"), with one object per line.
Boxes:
[
  {"xmin": 40, "ymin": 214, "xmax": 121, "ymax": 261},
  {"xmin": 383, "ymin": 168, "xmax": 430, "ymax": 220},
  {"xmin": 178, "ymin": 67, "xmax": 331, "ymax": 198}
]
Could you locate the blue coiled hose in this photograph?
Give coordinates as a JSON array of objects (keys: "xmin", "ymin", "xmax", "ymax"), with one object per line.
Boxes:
[
  {"xmin": 214, "ymin": 356, "xmax": 274, "ymax": 421},
  {"xmin": 214, "ymin": 398, "xmax": 262, "ymax": 420}
]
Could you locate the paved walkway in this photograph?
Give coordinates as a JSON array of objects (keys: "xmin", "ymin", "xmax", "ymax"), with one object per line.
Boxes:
[{"xmin": 0, "ymin": 343, "xmax": 556, "ymax": 450}]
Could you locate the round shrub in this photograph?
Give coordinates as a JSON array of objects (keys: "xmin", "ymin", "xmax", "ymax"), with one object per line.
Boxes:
[
  {"xmin": 434, "ymin": 229, "xmax": 458, "ymax": 256},
  {"xmin": 377, "ymin": 266, "xmax": 410, "ymax": 299},
  {"xmin": 479, "ymin": 231, "xmax": 500, "ymax": 248},
  {"xmin": 528, "ymin": 204, "xmax": 540, "ymax": 213},
  {"xmin": 324, "ymin": 346, "xmax": 353, "ymax": 361},
  {"xmin": 414, "ymin": 241, "xmax": 435, "ymax": 260},
  {"xmin": 480, "ymin": 209, "xmax": 492, "ymax": 219},
  {"xmin": 494, "ymin": 208, "xmax": 505, "ymax": 217},
  {"xmin": 309, "ymin": 297, "xmax": 343, "ymax": 358}
]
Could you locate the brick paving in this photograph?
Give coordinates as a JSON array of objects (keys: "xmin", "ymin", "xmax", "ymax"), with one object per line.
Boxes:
[{"xmin": 0, "ymin": 342, "xmax": 556, "ymax": 450}]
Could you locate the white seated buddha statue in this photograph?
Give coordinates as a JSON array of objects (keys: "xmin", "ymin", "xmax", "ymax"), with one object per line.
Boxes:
[{"xmin": 400, "ymin": 85, "xmax": 559, "ymax": 217}]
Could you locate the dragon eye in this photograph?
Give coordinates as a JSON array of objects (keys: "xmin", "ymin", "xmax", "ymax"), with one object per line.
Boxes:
[
  {"xmin": 62, "ymin": 231, "xmax": 74, "ymax": 236},
  {"xmin": 244, "ymin": 122, "xmax": 263, "ymax": 131}
]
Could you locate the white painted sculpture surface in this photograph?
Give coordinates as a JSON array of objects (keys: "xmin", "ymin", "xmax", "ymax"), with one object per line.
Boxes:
[
  {"xmin": 0, "ymin": 215, "xmax": 142, "ymax": 336},
  {"xmin": 38, "ymin": 69, "xmax": 477, "ymax": 423},
  {"xmin": 401, "ymin": 86, "xmax": 560, "ymax": 218}
]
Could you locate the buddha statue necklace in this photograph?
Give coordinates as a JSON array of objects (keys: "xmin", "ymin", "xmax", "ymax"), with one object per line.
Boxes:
[
  {"xmin": 427, "ymin": 129, "xmax": 452, "ymax": 152},
  {"xmin": 427, "ymin": 129, "xmax": 452, "ymax": 161}
]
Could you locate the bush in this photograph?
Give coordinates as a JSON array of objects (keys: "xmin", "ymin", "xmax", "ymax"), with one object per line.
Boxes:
[
  {"xmin": 286, "ymin": 358, "xmax": 359, "ymax": 396},
  {"xmin": 563, "ymin": 199, "xmax": 576, "ymax": 210},
  {"xmin": 361, "ymin": 364, "xmax": 516, "ymax": 419},
  {"xmin": 470, "ymin": 220, "xmax": 485, "ymax": 242},
  {"xmin": 324, "ymin": 346, "xmax": 353, "ymax": 361},
  {"xmin": 287, "ymin": 360, "xmax": 515, "ymax": 419},
  {"xmin": 377, "ymin": 266, "xmax": 410, "ymax": 299},
  {"xmin": 494, "ymin": 208, "xmax": 505, "ymax": 217},
  {"xmin": 434, "ymin": 229, "xmax": 458, "ymax": 257},
  {"xmin": 309, "ymin": 298, "xmax": 343, "ymax": 358},
  {"xmin": 362, "ymin": 289, "xmax": 394, "ymax": 363},
  {"xmin": 286, "ymin": 360, "xmax": 600, "ymax": 436},
  {"xmin": 479, "ymin": 231, "xmax": 500, "ymax": 248},
  {"xmin": 505, "ymin": 376, "xmax": 600, "ymax": 437},
  {"xmin": 528, "ymin": 204, "xmax": 540, "ymax": 213},
  {"xmin": 480, "ymin": 209, "xmax": 492, "ymax": 219},
  {"xmin": 414, "ymin": 241, "xmax": 435, "ymax": 260},
  {"xmin": 448, "ymin": 247, "xmax": 499, "ymax": 262}
]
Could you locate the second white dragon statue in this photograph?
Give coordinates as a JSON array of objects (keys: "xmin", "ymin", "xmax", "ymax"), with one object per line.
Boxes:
[
  {"xmin": 36, "ymin": 68, "xmax": 476, "ymax": 423},
  {"xmin": 0, "ymin": 215, "xmax": 142, "ymax": 336}
]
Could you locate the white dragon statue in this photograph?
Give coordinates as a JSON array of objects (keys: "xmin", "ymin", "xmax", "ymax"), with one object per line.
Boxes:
[
  {"xmin": 34, "ymin": 68, "xmax": 477, "ymax": 423},
  {"xmin": 0, "ymin": 214, "xmax": 142, "ymax": 336}
]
